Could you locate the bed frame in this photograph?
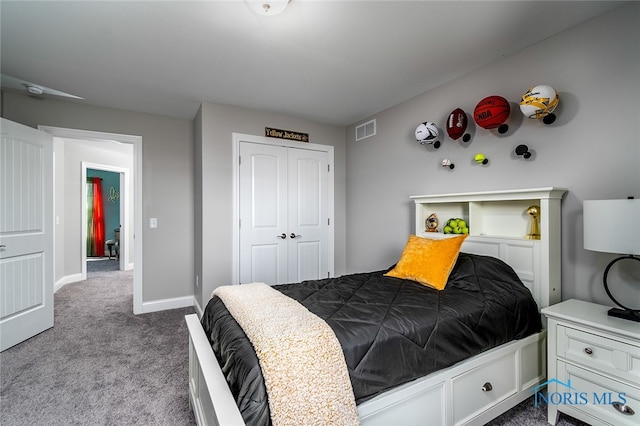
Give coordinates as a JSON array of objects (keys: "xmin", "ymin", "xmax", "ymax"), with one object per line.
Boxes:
[{"xmin": 186, "ymin": 187, "xmax": 567, "ymax": 425}]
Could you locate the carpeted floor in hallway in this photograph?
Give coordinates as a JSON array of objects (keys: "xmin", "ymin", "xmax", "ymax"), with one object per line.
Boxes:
[{"xmin": 0, "ymin": 263, "xmax": 197, "ymax": 425}]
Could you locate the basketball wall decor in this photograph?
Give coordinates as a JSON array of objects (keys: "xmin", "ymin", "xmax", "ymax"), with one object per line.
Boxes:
[
  {"xmin": 415, "ymin": 121, "xmax": 441, "ymax": 148},
  {"xmin": 520, "ymin": 85, "xmax": 559, "ymax": 125},
  {"xmin": 446, "ymin": 108, "xmax": 471, "ymax": 142},
  {"xmin": 473, "ymin": 95, "xmax": 511, "ymax": 134}
]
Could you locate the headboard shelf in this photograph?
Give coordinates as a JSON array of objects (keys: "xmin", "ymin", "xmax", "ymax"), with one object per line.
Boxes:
[{"xmin": 411, "ymin": 187, "xmax": 567, "ymax": 310}]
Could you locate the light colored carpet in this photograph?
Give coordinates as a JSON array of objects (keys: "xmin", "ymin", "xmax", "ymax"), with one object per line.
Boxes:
[
  {"xmin": 0, "ymin": 267, "xmax": 197, "ymax": 425},
  {"xmin": 1, "ymin": 265, "xmax": 588, "ymax": 425}
]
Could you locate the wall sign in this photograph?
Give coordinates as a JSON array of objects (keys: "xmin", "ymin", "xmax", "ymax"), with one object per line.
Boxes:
[{"xmin": 265, "ymin": 127, "xmax": 309, "ymax": 143}]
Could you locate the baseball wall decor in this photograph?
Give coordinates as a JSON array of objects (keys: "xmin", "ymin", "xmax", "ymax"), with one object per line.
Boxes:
[{"xmin": 441, "ymin": 158, "xmax": 455, "ymax": 169}]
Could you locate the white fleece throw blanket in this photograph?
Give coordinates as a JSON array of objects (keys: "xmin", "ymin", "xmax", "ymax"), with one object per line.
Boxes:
[{"xmin": 213, "ymin": 283, "xmax": 360, "ymax": 426}]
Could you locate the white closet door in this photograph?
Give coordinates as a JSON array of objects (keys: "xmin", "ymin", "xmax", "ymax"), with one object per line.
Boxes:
[
  {"xmin": 0, "ymin": 119, "xmax": 54, "ymax": 351},
  {"xmin": 239, "ymin": 141, "xmax": 329, "ymax": 285},
  {"xmin": 287, "ymin": 148, "xmax": 328, "ymax": 283},
  {"xmin": 239, "ymin": 142, "xmax": 288, "ymax": 285}
]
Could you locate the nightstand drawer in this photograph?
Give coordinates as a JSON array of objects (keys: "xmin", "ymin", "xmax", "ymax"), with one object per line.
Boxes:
[
  {"xmin": 557, "ymin": 325, "xmax": 640, "ymax": 386},
  {"xmin": 558, "ymin": 361, "xmax": 640, "ymax": 426},
  {"xmin": 452, "ymin": 351, "xmax": 517, "ymax": 425}
]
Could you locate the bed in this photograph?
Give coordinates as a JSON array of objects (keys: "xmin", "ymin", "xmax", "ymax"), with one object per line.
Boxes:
[{"xmin": 186, "ymin": 187, "xmax": 567, "ymax": 425}]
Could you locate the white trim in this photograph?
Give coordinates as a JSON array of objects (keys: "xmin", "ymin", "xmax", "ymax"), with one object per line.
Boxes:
[
  {"xmin": 54, "ymin": 273, "xmax": 84, "ymax": 293},
  {"xmin": 38, "ymin": 126, "xmax": 143, "ymax": 315},
  {"xmin": 141, "ymin": 295, "xmax": 194, "ymax": 314},
  {"xmin": 231, "ymin": 133, "xmax": 335, "ymax": 285}
]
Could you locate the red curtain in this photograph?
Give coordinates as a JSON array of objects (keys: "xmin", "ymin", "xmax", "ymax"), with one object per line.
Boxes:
[{"xmin": 88, "ymin": 177, "xmax": 106, "ymax": 257}]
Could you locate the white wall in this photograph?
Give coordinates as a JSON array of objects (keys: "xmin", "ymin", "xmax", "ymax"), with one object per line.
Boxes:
[
  {"xmin": 345, "ymin": 3, "xmax": 640, "ymax": 306},
  {"xmin": 2, "ymin": 95, "xmax": 194, "ymax": 304}
]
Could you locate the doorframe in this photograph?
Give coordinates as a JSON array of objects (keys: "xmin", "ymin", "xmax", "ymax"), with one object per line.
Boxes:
[
  {"xmin": 39, "ymin": 126, "xmax": 143, "ymax": 314},
  {"xmin": 231, "ymin": 133, "xmax": 334, "ymax": 285},
  {"xmin": 81, "ymin": 162, "xmax": 129, "ymax": 276}
]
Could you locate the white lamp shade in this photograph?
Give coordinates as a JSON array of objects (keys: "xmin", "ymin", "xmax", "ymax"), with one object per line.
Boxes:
[{"xmin": 583, "ymin": 199, "xmax": 640, "ymax": 255}]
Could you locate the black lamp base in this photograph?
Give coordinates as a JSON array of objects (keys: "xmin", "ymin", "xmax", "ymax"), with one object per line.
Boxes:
[
  {"xmin": 602, "ymin": 255, "xmax": 640, "ymax": 323},
  {"xmin": 608, "ymin": 308, "xmax": 640, "ymax": 322}
]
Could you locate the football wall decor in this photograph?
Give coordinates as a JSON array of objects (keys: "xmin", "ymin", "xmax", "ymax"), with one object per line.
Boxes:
[
  {"xmin": 473, "ymin": 95, "xmax": 510, "ymax": 134},
  {"xmin": 446, "ymin": 108, "xmax": 471, "ymax": 142}
]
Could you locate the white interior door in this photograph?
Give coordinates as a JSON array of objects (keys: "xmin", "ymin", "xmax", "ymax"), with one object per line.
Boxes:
[
  {"xmin": 287, "ymin": 148, "xmax": 328, "ymax": 283},
  {"xmin": 239, "ymin": 141, "xmax": 329, "ymax": 285},
  {"xmin": 0, "ymin": 118, "xmax": 54, "ymax": 351},
  {"xmin": 239, "ymin": 142, "xmax": 288, "ymax": 285}
]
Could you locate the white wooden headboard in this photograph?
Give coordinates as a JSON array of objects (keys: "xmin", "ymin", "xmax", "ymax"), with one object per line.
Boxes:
[{"xmin": 410, "ymin": 187, "xmax": 567, "ymax": 310}]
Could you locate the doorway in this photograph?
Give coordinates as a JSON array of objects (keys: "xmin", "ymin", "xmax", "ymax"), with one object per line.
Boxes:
[
  {"xmin": 83, "ymin": 165, "xmax": 127, "ymax": 275},
  {"xmin": 39, "ymin": 126, "xmax": 144, "ymax": 314}
]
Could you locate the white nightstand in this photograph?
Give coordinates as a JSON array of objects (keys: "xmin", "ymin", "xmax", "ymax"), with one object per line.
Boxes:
[{"xmin": 541, "ymin": 299, "xmax": 640, "ymax": 426}]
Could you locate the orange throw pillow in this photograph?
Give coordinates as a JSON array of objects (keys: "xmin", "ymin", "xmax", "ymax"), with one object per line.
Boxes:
[{"xmin": 385, "ymin": 234, "xmax": 467, "ymax": 290}]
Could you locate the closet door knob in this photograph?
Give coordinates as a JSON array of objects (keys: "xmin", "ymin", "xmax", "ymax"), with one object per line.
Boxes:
[
  {"xmin": 290, "ymin": 233, "xmax": 301, "ymax": 239},
  {"xmin": 277, "ymin": 233, "xmax": 286, "ymax": 239},
  {"xmin": 481, "ymin": 382, "xmax": 493, "ymax": 392},
  {"xmin": 584, "ymin": 347, "xmax": 593, "ymax": 355}
]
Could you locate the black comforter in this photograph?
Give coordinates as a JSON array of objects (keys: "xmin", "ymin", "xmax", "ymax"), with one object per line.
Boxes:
[{"xmin": 201, "ymin": 252, "xmax": 542, "ymax": 425}]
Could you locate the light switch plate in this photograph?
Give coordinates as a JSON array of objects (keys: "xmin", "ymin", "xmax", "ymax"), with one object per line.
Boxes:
[{"xmin": 150, "ymin": 218, "xmax": 158, "ymax": 228}]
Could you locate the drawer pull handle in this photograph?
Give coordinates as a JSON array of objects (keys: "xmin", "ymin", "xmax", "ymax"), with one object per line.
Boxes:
[
  {"xmin": 481, "ymin": 382, "xmax": 493, "ymax": 392},
  {"xmin": 584, "ymin": 347, "xmax": 593, "ymax": 355},
  {"xmin": 613, "ymin": 402, "xmax": 635, "ymax": 416}
]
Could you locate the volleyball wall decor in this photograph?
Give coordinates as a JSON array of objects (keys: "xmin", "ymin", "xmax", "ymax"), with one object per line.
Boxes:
[{"xmin": 520, "ymin": 84, "xmax": 559, "ymax": 124}]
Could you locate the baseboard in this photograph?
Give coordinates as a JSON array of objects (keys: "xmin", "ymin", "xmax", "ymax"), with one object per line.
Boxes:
[
  {"xmin": 141, "ymin": 295, "xmax": 194, "ymax": 314},
  {"xmin": 54, "ymin": 273, "xmax": 83, "ymax": 293}
]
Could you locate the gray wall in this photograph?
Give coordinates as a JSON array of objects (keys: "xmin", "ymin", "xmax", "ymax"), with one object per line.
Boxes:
[
  {"xmin": 2, "ymin": 94, "xmax": 194, "ymax": 303},
  {"xmin": 345, "ymin": 3, "xmax": 640, "ymax": 306},
  {"xmin": 194, "ymin": 102, "xmax": 347, "ymax": 309}
]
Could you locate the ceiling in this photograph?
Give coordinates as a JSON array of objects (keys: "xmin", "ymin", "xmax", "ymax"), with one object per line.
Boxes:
[{"xmin": 0, "ymin": 1, "xmax": 625, "ymax": 126}]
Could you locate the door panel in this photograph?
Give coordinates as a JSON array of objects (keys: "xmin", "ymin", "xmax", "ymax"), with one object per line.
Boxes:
[
  {"xmin": 239, "ymin": 143, "xmax": 287, "ymax": 284},
  {"xmin": 250, "ymin": 245, "xmax": 280, "ymax": 285},
  {"xmin": 288, "ymin": 149, "xmax": 327, "ymax": 283},
  {"xmin": 0, "ymin": 118, "xmax": 54, "ymax": 351},
  {"xmin": 295, "ymin": 241, "xmax": 321, "ymax": 282}
]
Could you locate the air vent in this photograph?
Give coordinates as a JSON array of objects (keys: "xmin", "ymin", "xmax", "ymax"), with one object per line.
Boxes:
[{"xmin": 355, "ymin": 119, "xmax": 376, "ymax": 141}]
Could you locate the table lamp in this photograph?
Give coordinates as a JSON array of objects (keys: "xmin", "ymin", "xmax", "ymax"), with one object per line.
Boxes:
[{"xmin": 583, "ymin": 197, "xmax": 640, "ymax": 322}]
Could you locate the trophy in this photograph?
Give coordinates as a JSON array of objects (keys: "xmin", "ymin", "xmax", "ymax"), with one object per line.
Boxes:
[{"xmin": 526, "ymin": 205, "xmax": 541, "ymax": 240}]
